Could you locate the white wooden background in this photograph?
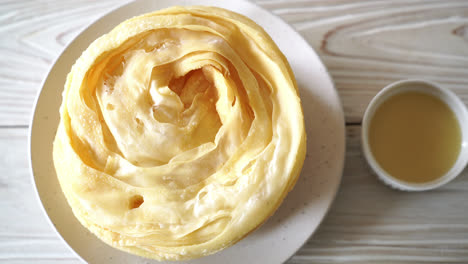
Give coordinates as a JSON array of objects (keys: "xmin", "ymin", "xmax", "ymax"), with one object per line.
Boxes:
[{"xmin": 2, "ymin": 0, "xmax": 468, "ymax": 263}]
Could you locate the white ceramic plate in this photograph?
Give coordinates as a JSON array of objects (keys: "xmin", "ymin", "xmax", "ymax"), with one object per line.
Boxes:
[{"xmin": 30, "ymin": 0, "xmax": 345, "ymax": 263}]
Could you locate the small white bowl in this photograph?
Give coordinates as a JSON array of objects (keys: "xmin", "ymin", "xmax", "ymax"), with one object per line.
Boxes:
[{"xmin": 361, "ymin": 79, "xmax": 468, "ymax": 191}]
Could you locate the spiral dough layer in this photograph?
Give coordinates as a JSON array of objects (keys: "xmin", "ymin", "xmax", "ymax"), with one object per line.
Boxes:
[{"xmin": 53, "ymin": 6, "xmax": 306, "ymax": 260}]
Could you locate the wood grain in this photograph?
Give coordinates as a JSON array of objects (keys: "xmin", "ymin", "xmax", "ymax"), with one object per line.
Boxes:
[
  {"xmin": 0, "ymin": 0, "xmax": 124, "ymax": 126},
  {"xmin": 2, "ymin": 0, "xmax": 468, "ymax": 263},
  {"xmin": 0, "ymin": 128, "xmax": 80, "ymax": 264},
  {"xmin": 262, "ymin": 0, "xmax": 468, "ymax": 123},
  {"xmin": 3, "ymin": 127, "xmax": 468, "ymax": 263},
  {"xmin": 290, "ymin": 126, "xmax": 468, "ymax": 263},
  {"xmin": 2, "ymin": 0, "xmax": 468, "ymax": 125}
]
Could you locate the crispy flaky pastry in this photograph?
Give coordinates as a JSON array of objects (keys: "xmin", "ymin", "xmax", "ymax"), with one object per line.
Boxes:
[{"xmin": 53, "ymin": 6, "xmax": 306, "ymax": 261}]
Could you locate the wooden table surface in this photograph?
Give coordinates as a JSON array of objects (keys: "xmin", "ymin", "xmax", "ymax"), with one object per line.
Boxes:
[{"xmin": 2, "ymin": 0, "xmax": 468, "ymax": 263}]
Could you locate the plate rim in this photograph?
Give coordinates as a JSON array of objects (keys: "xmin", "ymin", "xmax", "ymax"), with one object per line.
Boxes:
[{"xmin": 29, "ymin": 0, "xmax": 346, "ymax": 263}]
